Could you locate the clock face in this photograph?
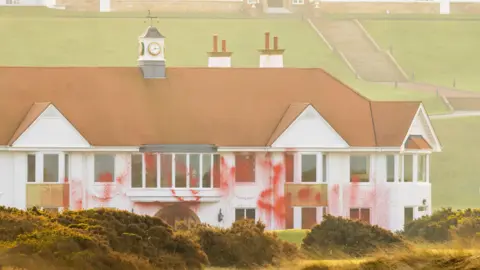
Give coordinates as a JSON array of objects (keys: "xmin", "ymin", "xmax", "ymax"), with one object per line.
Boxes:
[
  {"xmin": 148, "ymin": 42, "xmax": 162, "ymax": 56},
  {"xmin": 139, "ymin": 42, "xmax": 145, "ymax": 56}
]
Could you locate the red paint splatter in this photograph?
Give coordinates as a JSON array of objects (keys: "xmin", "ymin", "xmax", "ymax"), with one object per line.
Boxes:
[
  {"xmin": 314, "ymin": 192, "xmax": 322, "ymax": 202},
  {"xmin": 256, "ymin": 153, "xmax": 286, "ymax": 228},
  {"xmin": 297, "ymin": 187, "xmax": 311, "ymax": 201}
]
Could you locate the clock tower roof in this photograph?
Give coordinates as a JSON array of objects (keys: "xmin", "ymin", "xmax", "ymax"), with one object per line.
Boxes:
[{"xmin": 141, "ymin": 26, "xmax": 165, "ymax": 39}]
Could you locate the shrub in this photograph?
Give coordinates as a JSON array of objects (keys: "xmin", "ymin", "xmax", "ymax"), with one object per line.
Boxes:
[
  {"xmin": 302, "ymin": 215, "xmax": 407, "ymax": 257},
  {"xmin": 190, "ymin": 219, "xmax": 299, "ymax": 268},
  {"xmin": 0, "ymin": 207, "xmax": 208, "ymax": 270},
  {"xmin": 402, "ymin": 208, "xmax": 480, "ymax": 243},
  {"xmin": 55, "ymin": 208, "xmax": 208, "ymax": 269}
]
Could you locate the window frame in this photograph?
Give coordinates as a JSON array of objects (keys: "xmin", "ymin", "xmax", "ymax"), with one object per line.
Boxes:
[
  {"xmin": 94, "ymin": 153, "xmax": 116, "ymax": 183},
  {"xmin": 235, "ymin": 208, "xmax": 256, "ymax": 221},
  {"xmin": 130, "ymin": 153, "xmax": 219, "ymax": 189},
  {"xmin": 386, "ymin": 154, "xmax": 396, "ymax": 183},
  {"xmin": 350, "ymin": 155, "xmax": 370, "ymax": 183},
  {"xmin": 26, "ymin": 153, "xmax": 69, "ymax": 184},
  {"xmin": 417, "ymin": 154, "xmax": 427, "ymax": 182},
  {"xmin": 292, "ymin": 0, "xmax": 305, "ymax": 4},
  {"xmin": 402, "ymin": 154, "xmax": 414, "ymax": 182},
  {"xmin": 301, "ymin": 154, "xmax": 317, "ymax": 183},
  {"xmin": 349, "ymin": 207, "xmax": 371, "ymax": 224}
]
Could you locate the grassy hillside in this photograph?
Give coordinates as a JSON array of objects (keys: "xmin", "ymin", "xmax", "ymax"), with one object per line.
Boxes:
[
  {"xmin": 431, "ymin": 117, "xmax": 480, "ymax": 210},
  {"xmin": 0, "ymin": 7, "xmax": 447, "ymax": 114},
  {"xmin": 362, "ymin": 19, "xmax": 480, "ymax": 92}
]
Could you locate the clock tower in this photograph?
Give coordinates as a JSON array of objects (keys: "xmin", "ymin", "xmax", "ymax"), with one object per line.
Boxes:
[{"xmin": 138, "ymin": 26, "xmax": 166, "ymax": 79}]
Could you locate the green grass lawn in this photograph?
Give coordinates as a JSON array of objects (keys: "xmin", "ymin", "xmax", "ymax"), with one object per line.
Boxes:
[
  {"xmin": 362, "ymin": 19, "xmax": 480, "ymax": 92},
  {"xmin": 431, "ymin": 117, "xmax": 480, "ymax": 210},
  {"xmin": 275, "ymin": 229, "xmax": 309, "ymax": 246},
  {"xmin": 0, "ymin": 7, "xmax": 447, "ymax": 114}
]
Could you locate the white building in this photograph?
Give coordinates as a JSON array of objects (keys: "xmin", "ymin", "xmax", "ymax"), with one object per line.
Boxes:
[{"xmin": 0, "ymin": 26, "xmax": 441, "ymax": 232}]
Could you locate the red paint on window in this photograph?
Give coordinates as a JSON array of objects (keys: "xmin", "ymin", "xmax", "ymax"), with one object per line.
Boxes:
[{"xmin": 235, "ymin": 153, "xmax": 255, "ymax": 182}]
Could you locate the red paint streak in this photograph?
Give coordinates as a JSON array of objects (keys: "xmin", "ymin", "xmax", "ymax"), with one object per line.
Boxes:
[
  {"xmin": 314, "ymin": 192, "xmax": 322, "ymax": 203},
  {"xmin": 256, "ymin": 153, "xmax": 286, "ymax": 228}
]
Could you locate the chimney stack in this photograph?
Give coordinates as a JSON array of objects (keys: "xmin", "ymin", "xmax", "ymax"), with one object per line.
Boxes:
[
  {"xmin": 258, "ymin": 32, "xmax": 284, "ymax": 68},
  {"xmin": 207, "ymin": 34, "xmax": 232, "ymax": 68},
  {"xmin": 222, "ymin": 40, "xmax": 227, "ymax": 52},
  {"xmin": 213, "ymin": 35, "xmax": 218, "ymax": 52}
]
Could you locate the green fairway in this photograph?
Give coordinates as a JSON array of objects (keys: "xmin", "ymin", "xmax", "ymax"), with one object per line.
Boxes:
[
  {"xmin": 431, "ymin": 116, "xmax": 480, "ymax": 210},
  {"xmin": 275, "ymin": 229, "xmax": 309, "ymax": 246},
  {"xmin": 362, "ymin": 19, "xmax": 480, "ymax": 92},
  {"xmin": 0, "ymin": 8, "xmax": 447, "ymax": 114}
]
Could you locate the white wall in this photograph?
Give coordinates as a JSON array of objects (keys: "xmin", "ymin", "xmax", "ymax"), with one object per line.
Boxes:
[{"xmin": 0, "ymin": 150, "xmax": 431, "ymax": 231}]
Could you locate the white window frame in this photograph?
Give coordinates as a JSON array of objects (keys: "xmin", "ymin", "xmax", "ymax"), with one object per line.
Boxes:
[
  {"xmin": 26, "ymin": 152, "xmax": 68, "ymax": 184},
  {"xmin": 235, "ymin": 208, "xmax": 256, "ymax": 221},
  {"xmin": 401, "ymin": 154, "xmax": 414, "ymax": 182},
  {"xmin": 386, "ymin": 154, "xmax": 396, "ymax": 183},
  {"xmin": 133, "ymin": 153, "xmax": 218, "ymax": 189},
  {"xmin": 349, "ymin": 154, "xmax": 371, "ymax": 183},
  {"xmin": 93, "ymin": 153, "xmax": 116, "ymax": 183},
  {"xmin": 247, "ymin": 0, "xmax": 258, "ymax": 4},
  {"xmin": 299, "ymin": 153, "xmax": 327, "ymax": 183},
  {"xmin": 417, "ymin": 154, "xmax": 427, "ymax": 182},
  {"xmin": 292, "ymin": 0, "xmax": 305, "ymax": 4}
]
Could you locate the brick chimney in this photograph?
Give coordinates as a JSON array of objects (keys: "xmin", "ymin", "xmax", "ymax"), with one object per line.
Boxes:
[
  {"xmin": 207, "ymin": 35, "xmax": 232, "ymax": 68},
  {"xmin": 258, "ymin": 32, "xmax": 284, "ymax": 68}
]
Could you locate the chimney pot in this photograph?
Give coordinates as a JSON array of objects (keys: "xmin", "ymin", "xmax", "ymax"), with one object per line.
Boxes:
[
  {"xmin": 265, "ymin": 32, "xmax": 270, "ymax": 50},
  {"xmin": 213, "ymin": 35, "xmax": 218, "ymax": 52},
  {"xmin": 222, "ymin": 40, "xmax": 227, "ymax": 52},
  {"xmin": 273, "ymin": 36, "xmax": 279, "ymax": 50}
]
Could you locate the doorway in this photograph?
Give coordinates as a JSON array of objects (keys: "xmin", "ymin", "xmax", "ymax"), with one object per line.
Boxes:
[
  {"xmin": 155, "ymin": 204, "xmax": 201, "ymax": 229},
  {"xmin": 404, "ymin": 207, "xmax": 414, "ymax": 227}
]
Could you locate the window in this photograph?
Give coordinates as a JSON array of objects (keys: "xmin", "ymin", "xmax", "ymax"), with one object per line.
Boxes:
[
  {"xmin": 189, "ymin": 154, "xmax": 200, "ymax": 188},
  {"xmin": 65, "ymin": 154, "xmax": 70, "ymax": 182},
  {"xmin": 235, "ymin": 208, "xmax": 256, "ymax": 221},
  {"xmin": 292, "ymin": 0, "xmax": 304, "ymax": 4},
  {"xmin": 27, "ymin": 153, "xmax": 68, "ymax": 183},
  {"xmin": 403, "ymin": 155, "xmax": 413, "ymax": 182},
  {"xmin": 350, "ymin": 155, "xmax": 370, "ymax": 182},
  {"xmin": 145, "ymin": 153, "xmax": 158, "ymax": 188},
  {"xmin": 132, "ymin": 153, "xmax": 220, "ymax": 189},
  {"xmin": 94, "ymin": 154, "xmax": 115, "ymax": 183},
  {"xmin": 417, "ymin": 155, "xmax": 427, "ymax": 182},
  {"xmin": 131, "ymin": 154, "xmax": 142, "ymax": 188},
  {"xmin": 27, "ymin": 154, "xmax": 36, "ymax": 183},
  {"xmin": 175, "ymin": 154, "xmax": 187, "ymax": 188},
  {"xmin": 350, "ymin": 208, "xmax": 370, "ymax": 224},
  {"xmin": 43, "ymin": 154, "xmax": 59, "ymax": 183},
  {"xmin": 386, "ymin": 155, "xmax": 395, "ymax": 182},
  {"xmin": 285, "ymin": 153, "xmax": 294, "ymax": 183},
  {"xmin": 322, "ymin": 154, "xmax": 328, "ymax": 182},
  {"xmin": 235, "ymin": 153, "xmax": 255, "ymax": 183},
  {"xmin": 213, "ymin": 154, "xmax": 221, "ymax": 188},
  {"xmin": 160, "ymin": 154, "xmax": 173, "ymax": 188},
  {"xmin": 202, "ymin": 154, "xmax": 212, "ymax": 188},
  {"xmin": 301, "ymin": 154, "xmax": 316, "ymax": 183}
]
